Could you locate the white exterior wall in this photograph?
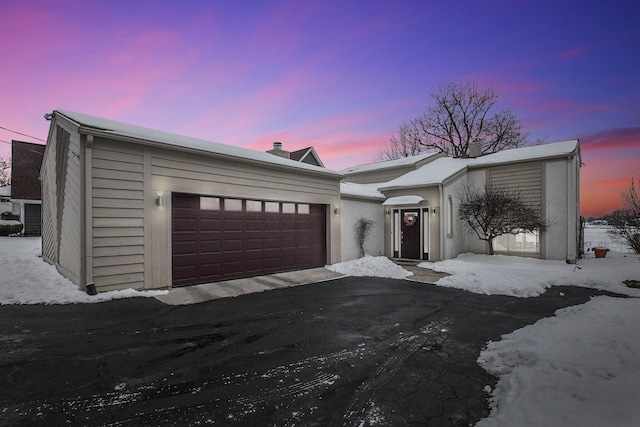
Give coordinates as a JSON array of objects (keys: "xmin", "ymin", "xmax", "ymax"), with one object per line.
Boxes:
[
  {"xmin": 544, "ymin": 157, "xmax": 580, "ymax": 261},
  {"xmin": 340, "ymin": 198, "xmax": 385, "ymax": 261}
]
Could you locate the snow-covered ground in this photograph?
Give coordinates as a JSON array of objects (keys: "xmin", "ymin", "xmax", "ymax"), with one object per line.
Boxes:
[
  {"xmin": 0, "ymin": 237, "xmax": 167, "ymax": 304},
  {"xmin": 2, "ymin": 228, "xmax": 640, "ymax": 426}
]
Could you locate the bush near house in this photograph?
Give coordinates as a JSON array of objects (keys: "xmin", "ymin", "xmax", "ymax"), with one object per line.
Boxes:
[
  {"xmin": 1, "ymin": 212, "xmax": 20, "ymax": 221},
  {"xmin": 0, "ymin": 222, "xmax": 23, "ymax": 236}
]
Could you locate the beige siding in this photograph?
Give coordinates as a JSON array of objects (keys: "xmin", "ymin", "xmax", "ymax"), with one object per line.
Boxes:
[
  {"xmin": 91, "ymin": 140, "xmax": 145, "ymax": 291},
  {"xmin": 151, "ymin": 154, "xmax": 338, "ymax": 200},
  {"xmin": 487, "ymin": 162, "xmax": 543, "ymax": 206}
]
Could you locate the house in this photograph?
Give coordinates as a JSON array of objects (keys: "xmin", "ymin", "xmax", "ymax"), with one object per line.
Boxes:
[
  {"xmin": 340, "ymin": 140, "xmax": 581, "ymax": 263},
  {"xmin": 41, "ymin": 110, "xmax": 341, "ymax": 293},
  {"xmin": 10, "ymin": 141, "xmax": 45, "ymax": 235},
  {"xmin": 0, "ymin": 185, "xmax": 10, "ymax": 212},
  {"xmin": 266, "ymin": 142, "xmax": 325, "ymax": 167}
]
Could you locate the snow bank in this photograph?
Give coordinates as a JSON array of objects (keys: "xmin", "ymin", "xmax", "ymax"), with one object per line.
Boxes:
[
  {"xmin": 0, "ymin": 237, "xmax": 167, "ymax": 305},
  {"xmin": 327, "ymin": 256, "xmax": 413, "ymax": 279},
  {"xmin": 419, "ymin": 251, "xmax": 640, "ymax": 297},
  {"xmin": 477, "ymin": 296, "xmax": 640, "ymax": 427}
]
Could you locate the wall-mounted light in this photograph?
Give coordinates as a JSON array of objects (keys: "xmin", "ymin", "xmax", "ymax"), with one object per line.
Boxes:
[
  {"xmin": 385, "ymin": 209, "xmax": 390, "ymax": 216},
  {"xmin": 334, "ymin": 207, "xmax": 339, "ymax": 215},
  {"xmin": 156, "ymin": 193, "xmax": 164, "ymax": 207},
  {"xmin": 432, "ymin": 208, "xmax": 437, "ymax": 214}
]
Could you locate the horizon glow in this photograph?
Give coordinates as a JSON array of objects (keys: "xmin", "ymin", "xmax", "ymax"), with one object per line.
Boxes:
[{"xmin": 1, "ymin": 0, "xmax": 638, "ymax": 217}]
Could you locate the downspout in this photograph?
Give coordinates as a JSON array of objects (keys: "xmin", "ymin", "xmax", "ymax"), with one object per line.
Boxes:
[
  {"xmin": 439, "ymin": 184, "xmax": 444, "ymax": 261},
  {"xmin": 567, "ymin": 154, "xmax": 576, "ymax": 262},
  {"xmin": 82, "ymin": 135, "xmax": 94, "ymax": 291}
]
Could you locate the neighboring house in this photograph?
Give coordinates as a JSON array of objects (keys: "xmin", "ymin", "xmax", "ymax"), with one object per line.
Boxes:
[
  {"xmin": 41, "ymin": 110, "xmax": 341, "ymax": 293},
  {"xmin": 0, "ymin": 185, "xmax": 11, "ymax": 212},
  {"xmin": 340, "ymin": 140, "xmax": 581, "ymax": 263},
  {"xmin": 266, "ymin": 142, "xmax": 325, "ymax": 167},
  {"xmin": 11, "ymin": 141, "xmax": 45, "ymax": 235}
]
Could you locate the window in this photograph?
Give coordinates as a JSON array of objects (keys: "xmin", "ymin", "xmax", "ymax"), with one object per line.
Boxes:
[
  {"xmin": 246, "ymin": 200, "xmax": 262, "ymax": 212},
  {"xmin": 265, "ymin": 202, "xmax": 280, "ymax": 213},
  {"xmin": 298, "ymin": 204, "xmax": 309, "ymax": 214},
  {"xmin": 282, "ymin": 203, "xmax": 296, "ymax": 214},
  {"xmin": 447, "ymin": 195, "xmax": 454, "ymax": 238},
  {"xmin": 494, "ymin": 231, "xmax": 540, "ymax": 253},
  {"xmin": 200, "ymin": 197, "xmax": 220, "ymax": 211},
  {"xmin": 224, "ymin": 199, "xmax": 242, "ymax": 211}
]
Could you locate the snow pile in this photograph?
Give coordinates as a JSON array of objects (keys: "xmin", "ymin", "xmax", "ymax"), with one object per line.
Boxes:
[
  {"xmin": 327, "ymin": 256, "xmax": 413, "ymax": 279},
  {"xmin": 477, "ymin": 296, "xmax": 640, "ymax": 427},
  {"xmin": 0, "ymin": 237, "xmax": 167, "ymax": 305},
  {"xmin": 419, "ymin": 251, "xmax": 640, "ymax": 297}
]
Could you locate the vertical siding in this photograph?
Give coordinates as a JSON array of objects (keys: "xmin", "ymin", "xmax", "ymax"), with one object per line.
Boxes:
[
  {"xmin": 91, "ymin": 141, "xmax": 145, "ymax": 291},
  {"xmin": 41, "ymin": 131, "xmax": 59, "ymax": 265},
  {"xmin": 57, "ymin": 131, "xmax": 82, "ymax": 283}
]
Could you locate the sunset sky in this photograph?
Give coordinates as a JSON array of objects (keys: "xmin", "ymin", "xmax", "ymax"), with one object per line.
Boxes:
[{"xmin": 1, "ymin": 0, "xmax": 638, "ymax": 217}]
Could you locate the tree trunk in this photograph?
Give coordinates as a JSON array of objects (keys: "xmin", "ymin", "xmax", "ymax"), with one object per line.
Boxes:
[{"xmin": 487, "ymin": 238, "xmax": 495, "ymax": 255}]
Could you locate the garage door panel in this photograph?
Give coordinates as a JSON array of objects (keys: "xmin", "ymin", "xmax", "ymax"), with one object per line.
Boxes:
[{"xmin": 172, "ymin": 193, "xmax": 326, "ymax": 286}]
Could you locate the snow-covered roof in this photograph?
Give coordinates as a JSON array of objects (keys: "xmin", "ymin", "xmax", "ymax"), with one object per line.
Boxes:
[
  {"xmin": 339, "ymin": 152, "xmax": 441, "ymax": 174},
  {"xmin": 340, "ymin": 182, "xmax": 385, "ymax": 199},
  {"xmin": 0, "ymin": 185, "xmax": 10, "ymax": 197},
  {"xmin": 380, "ymin": 157, "xmax": 471, "ymax": 190},
  {"xmin": 379, "ymin": 140, "xmax": 579, "ymax": 190},
  {"xmin": 469, "ymin": 139, "xmax": 579, "ymax": 167},
  {"xmin": 382, "ymin": 195, "xmax": 425, "ymax": 206},
  {"xmin": 54, "ymin": 110, "xmax": 340, "ymax": 177}
]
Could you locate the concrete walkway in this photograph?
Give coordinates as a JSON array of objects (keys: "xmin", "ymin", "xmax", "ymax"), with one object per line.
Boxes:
[
  {"xmin": 155, "ymin": 260, "xmax": 450, "ymax": 305},
  {"xmin": 155, "ymin": 267, "xmax": 344, "ymax": 305}
]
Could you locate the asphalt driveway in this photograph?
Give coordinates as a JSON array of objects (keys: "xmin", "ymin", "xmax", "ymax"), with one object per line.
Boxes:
[{"xmin": 0, "ymin": 277, "xmax": 620, "ymax": 426}]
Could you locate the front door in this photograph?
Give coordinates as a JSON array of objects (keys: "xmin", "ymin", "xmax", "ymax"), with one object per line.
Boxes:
[{"xmin": 400, "ymin": 209, "xmax": 421, "ymax": 259}]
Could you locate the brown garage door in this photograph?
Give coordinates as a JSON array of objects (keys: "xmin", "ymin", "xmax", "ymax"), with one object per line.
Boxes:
[{"xmin": 172, "ymin": 193, "xmax": 327, "ymax": 287}]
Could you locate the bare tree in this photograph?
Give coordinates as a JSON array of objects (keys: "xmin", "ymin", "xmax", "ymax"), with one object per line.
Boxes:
[
  {"xmin": 607, "ymin": 177, "xmax": 640, "ymax": 253},
  {"xmin": 380, "ymin": 80, "xmax": 527, "ymax": 160},
  {"xmin": 0, "ymin": 156, "xmax": 10, "ymax": 187},
  {"xmin": 354, "ymin": 217, "xmax": 376, "ymax": 258},
  {"xmin": 458, "ymin": 184, "xmax": 548, "ymax": 255}
]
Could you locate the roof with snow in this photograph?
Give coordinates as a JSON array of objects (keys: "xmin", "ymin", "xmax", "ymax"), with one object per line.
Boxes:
[
  {"xmin": 340, "ymin": 182, "xmax": 385, "ymax": 200},
  {"xmin": 380, "ymin": 140, "xmax": 579, "ymax": 190},
  {"xmin": 53, "ymin": 110, "xmax": 340, "ymax": 177},
  {"xmin": 339, "ymin": 152, "xmax": 442, "ymax": 174}
]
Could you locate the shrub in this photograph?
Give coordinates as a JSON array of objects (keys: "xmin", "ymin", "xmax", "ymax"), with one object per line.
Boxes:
[
  {"xmin": 0, "ymin": 222, "xmax": 23, "ymax": 236},
  {"xmin": 1, "ymin": 211, "xmax": 20, "ymax": 221}
]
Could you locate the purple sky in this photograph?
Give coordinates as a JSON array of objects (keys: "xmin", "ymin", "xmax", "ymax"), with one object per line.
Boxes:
[{"xmin": 1, "ymin": 0, "xmax": 638, "ymax": 216}]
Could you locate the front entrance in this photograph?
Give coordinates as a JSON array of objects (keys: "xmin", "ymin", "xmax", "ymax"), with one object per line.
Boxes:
[
  {"xmin": 400, "ymin": 209, "xmax": 421, "ymax": 259},
  {"xmin": 392, "ymin": 207, "xmax": 429, "ymax": 260}
]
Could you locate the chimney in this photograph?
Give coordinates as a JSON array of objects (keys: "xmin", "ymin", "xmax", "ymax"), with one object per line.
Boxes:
[
  {"xmin": 469, "ymin": 140, "xmax": 482, "ymax": 158},
  {"xmin": 266, "ymin": 141, "xmax": 290, "ymax": 159}
]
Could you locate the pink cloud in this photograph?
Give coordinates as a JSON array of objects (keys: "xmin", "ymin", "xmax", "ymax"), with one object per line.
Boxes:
[
  {"xmin": 555, "ymin": 46, "xmax": 588, "ymax": 61},
  {"xmin": 578, "ymin": 127, "xmax": 640, "ymax": 151}
]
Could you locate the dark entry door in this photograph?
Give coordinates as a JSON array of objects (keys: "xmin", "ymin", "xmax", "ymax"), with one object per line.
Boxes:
[{"xmin": 400, "ymin": 209, "xmax": 421, "ymax": 259}]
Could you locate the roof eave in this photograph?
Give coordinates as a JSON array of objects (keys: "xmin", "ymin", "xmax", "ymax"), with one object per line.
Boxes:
[{"xmin": 75, "ymin": 126, "xmax": 341, "ymax": 179}]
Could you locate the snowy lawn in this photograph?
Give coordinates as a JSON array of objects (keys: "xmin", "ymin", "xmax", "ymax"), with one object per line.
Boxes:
[{"xmin": 0, "ymin": 237, "xmax": 167, "ymax": 304}]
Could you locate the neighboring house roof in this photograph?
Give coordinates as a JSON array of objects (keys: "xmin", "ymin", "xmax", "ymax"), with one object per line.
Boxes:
[
  {"xmin": 340, "ymin": 182, "xmax": 385, "ymax": 200},
  {"xmin": 53, "ymin": 110, "xmax": 341, "ymax": 178},
  {"xmin": 0, "ymin": 185, "xmax": 10, "ymax": 197},
  {"xmin": 339, "ymin": 151, "xmax": 442, "ymax": 175},
  {"xmin": 379, "ymin": 140, "xmax": 579, "ymax": 191},
  {"xmin": 289, "ymin": 147, "xmax": 325, "ymax": 168},
  {"xmin": 11, "ymin": 141, "xmax": 45, "ymax": 200}
]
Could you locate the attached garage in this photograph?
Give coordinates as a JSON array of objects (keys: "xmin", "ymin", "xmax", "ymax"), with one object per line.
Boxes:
[
  {"xmin": 41, "ymin": 110, "xmax": 341, "ymax": 293},
  {"xmin": 172, "ymin": 194, "xmax": 326, "ymax": 286}
]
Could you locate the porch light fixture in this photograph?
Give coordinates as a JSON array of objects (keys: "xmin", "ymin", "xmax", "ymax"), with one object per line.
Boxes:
[
  {"xmin": 334, "ymin": 207, "xmax": 339, "ymax": 215},
  {"xmin": 156, "ymin": 194, "xmax": 164, "ymax": 207}
]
